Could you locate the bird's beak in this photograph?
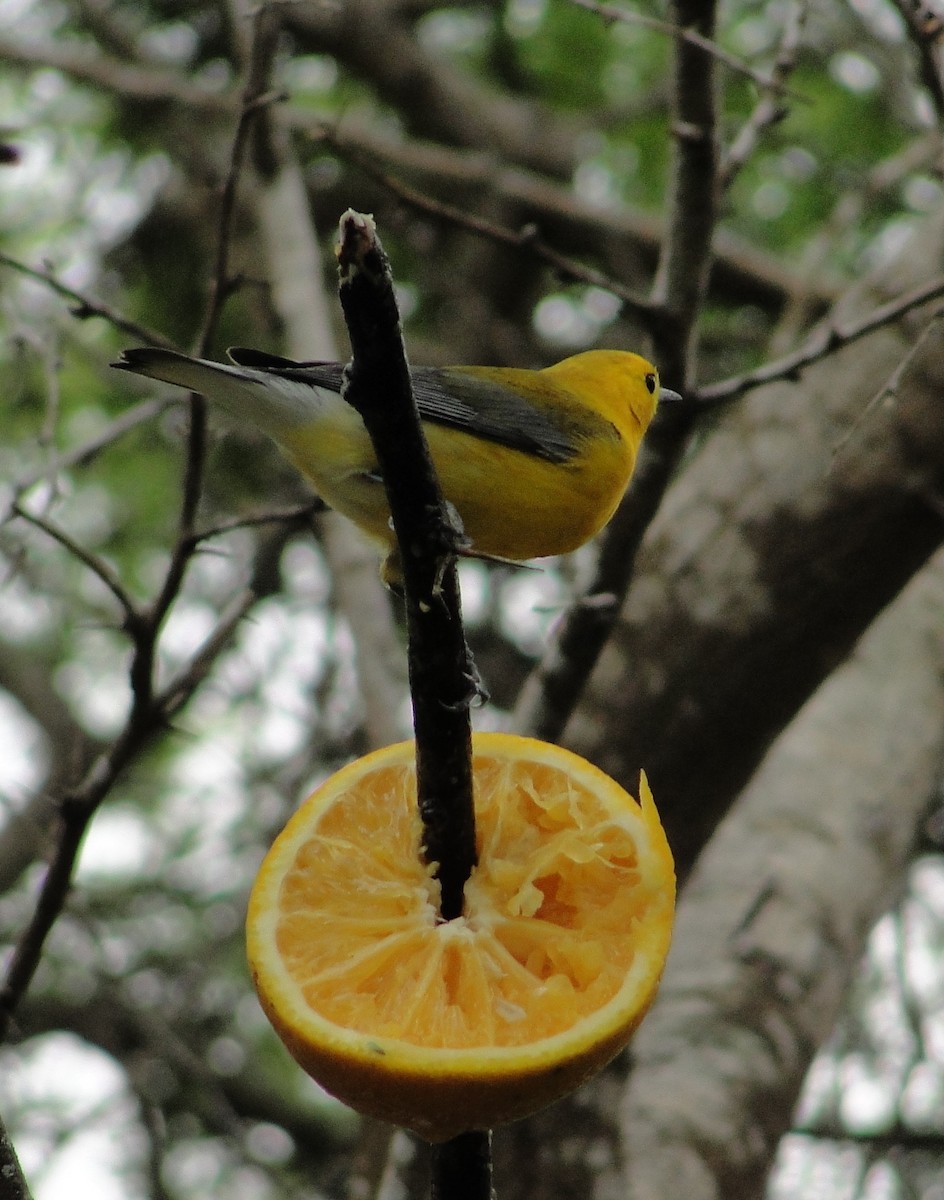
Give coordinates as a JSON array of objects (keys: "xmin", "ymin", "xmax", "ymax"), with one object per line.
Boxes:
[{"xmin": 658, "ymin": 386, "xmax": 684, "ymax": 405}]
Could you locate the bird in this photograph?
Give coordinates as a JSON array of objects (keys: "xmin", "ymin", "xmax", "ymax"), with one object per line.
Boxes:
[{"xmin": 112, "ymin": 345, "xmax": 681, "ymax": 580}]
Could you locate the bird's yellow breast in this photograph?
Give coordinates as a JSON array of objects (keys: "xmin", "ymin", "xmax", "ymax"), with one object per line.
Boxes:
[{"xmin": 279, "ymin": 386, "xmax": 636, "ymax": 561}]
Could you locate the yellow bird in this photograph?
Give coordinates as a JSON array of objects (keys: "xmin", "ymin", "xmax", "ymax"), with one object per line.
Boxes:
[{"xmin": 112, "ymin": 346, "xmax": 680, "ymax": 576}]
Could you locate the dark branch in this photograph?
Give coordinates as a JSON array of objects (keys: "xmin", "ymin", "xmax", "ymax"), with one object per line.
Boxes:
[
  {"xmin": 0, "ymin": 1114, "xmax": 34, "ymax": 1200},
  {"xmin": 335, "ymin": 209, "xmax": 477, "ymax": 924},
  {"xmin": 698, "ymin": 274, "xmax": 944, "ymax": 405}
]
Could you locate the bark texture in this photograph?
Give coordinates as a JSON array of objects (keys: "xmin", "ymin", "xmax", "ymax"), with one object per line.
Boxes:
[
  {"xmin": 568, "ymin": 210, "xmax": 944, "ymax": 879},
  {"xmin": 620, "ymin": 550, "xmax": 944, "ymax": 1200}
]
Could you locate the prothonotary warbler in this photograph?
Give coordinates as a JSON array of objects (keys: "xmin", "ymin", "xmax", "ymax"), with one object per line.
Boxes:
[{"xmin": 112, "ymin": 346, "xmax": 681, "ymax": 580}]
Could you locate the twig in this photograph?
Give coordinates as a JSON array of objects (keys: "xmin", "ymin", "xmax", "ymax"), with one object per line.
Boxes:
[
  {"xmin": 888, "ymin": 0, "xmax": 944, "ymax": 121},
  {"xmin": 149, "ymin": 4, "xmax": 285, "ymax": 649},
  {"xmin": 698, "ymin": 273, "xmax": 944, "ymax": 405},
  {"xmin": 566, "ymin": 0, "xmax": 806, "ymax": 98},
  {"xmin": 517, "ymin": 0, "xmax": 717, "ymax": 741},
  {"xmin": 336, "ymin": 210, "xmax": 477, "ymax": 924},
  {"xmin": 832, "ymin": 306, "xmax": 944, "ymax": 457},
  {"xmin": 14, "ymin": 398, "xmax": 179, "ymax": 496},
  {"xmin": 315, "ymin": 126, "xmax": 659, "ymax": 326},
  {"xmin": 0, "ymin": 10, "xmax": 287, "ymax": 1047},
  {"xmin": 0, "ymin": 250, "xmax": 174, "ymax": 346},
  {"xmin": 514, "ymin": 402, "xmax": 691, "ymax": 741},
  {"xmin": 7, "ymin": 501, "xmax": 143, "ymax": 627},
  {"xmin": 652, "ymin": 0, "xmax": 720, "ymax": 355},
  {"xmin": 0, "ymin": 530, "xmax": 285, "ymax": 1043},
  {"xmin": 190, "ymin": 499, "xmax": 325, "ymax": 545},
  {"xmin": 719, "ymin": 0, "xmax": 809, "ymax": 191},
  {"xmin": 156, "ymin": 584, "xmax": 264, "ymax": 720},
  {"xmin": 337, "ymin": 207, "xmax": 488, "ymax": 1197}
]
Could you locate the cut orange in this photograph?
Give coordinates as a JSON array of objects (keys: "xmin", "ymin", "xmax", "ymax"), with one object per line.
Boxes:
[{"xmin": 246, "ymin": 732, "xmax": 675, "ymax": 1142}]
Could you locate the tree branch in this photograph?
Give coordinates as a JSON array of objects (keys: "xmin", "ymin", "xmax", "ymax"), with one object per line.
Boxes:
[
  {"xmin": 0, "ymin": 1113, "xmax": 34, "ymax": 1200},
  {"xmin": 567, "ymin": 0, "xmax": 805, "ymax": 97},
  {"xmin": 336, "ymin": 211, "xmax": 477, "ymax": 921},
  {"xmin": 566, "ymin": 207, "xmax": 944, "ymax": 882},
  {"xmin": 0, "ymin": 14, "xmax": 296, "ymax": 1044},
  {"xmin": 516, "ymin": 0, "xmax": 718, "ymax": 740},
  {"xmin": 698, "ymin": 272, "xmax": 944, "ymax": 404},
  {"xmin": 621, "ymin": 552, "xmax": 944, "ymax": 1200},
  {"xmin": 0, "ymin": 250, "xmax": 174, "ymax": 346},
  {"xmin": 719, "ymin": 0, "xmax": 808, "ymax": 191},
  {"xmin": 315, "ymin": 126, "xmax": 658, "ymax": 326}
]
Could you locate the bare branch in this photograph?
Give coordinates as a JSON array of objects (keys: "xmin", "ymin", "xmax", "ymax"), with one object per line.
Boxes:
[
  {"xmin": 698, "ymin": 273, "xmax": 944, "ymax": 404},
  {"xmin": 567, "ymin": 0, "xmax": 806, "ymax": 98},
  {"xmin": 0, "ymin": 1114, "xmax": 34, "ymax": 1200},
  {"xmin": 0, "ymin": 34, "xmax": 236, "ymax": 112},
  {"xmin": 517, "ymin": 0, "xmax": 719, "ymax": 740},
  {"xmin": 7, "ymin": 501, "xmax": 143, "ymax": 627},
  {"xmin": 156, "ymin": 584, "xmax": 262, "ymax": 721},
  {"xmin": 315, "ymin": 125, "xmax": 658, "ymax": 325},
  {"xmin": 11, "ymin": 397, "xmax": 179, "ymax": 499},
  {"xmin": 149, "ymin": 6, "xmax": 286, "ymax": 644},
  {"xmin": 833, "ymin": 306, "xmax": 944, "ymax": 458},
  {"xmin": 0, "ymin": 8, "xmax": 290, "ymax": 1048},
  {"xmin": 888, "ymin": 0, "xmax": 944, "ymax": 121},
  {"xmin": 565, "ymin": 208, "xmax": 944, "ymax": 882},
  {"xmin": 0, "ymin": 251, "xmax": 175, "ymax": 346},
  {"xmin": 719, "ymin": 0, "xmax": 809, "ymax": 191},
  {"xmin": 191, "ymin": 499, "xmax": 325, "ymax": 545}
]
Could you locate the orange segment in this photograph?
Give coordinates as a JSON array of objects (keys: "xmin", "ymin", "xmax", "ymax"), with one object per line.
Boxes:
[{"xmin": 246, "ymin": 733, "xmax": 675, "ymax": 1141}]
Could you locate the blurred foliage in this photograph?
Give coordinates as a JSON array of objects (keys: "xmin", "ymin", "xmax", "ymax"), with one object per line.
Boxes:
[{"xmin": 2, "ymin": 0, "xmax": 944, "ymax": 1197}]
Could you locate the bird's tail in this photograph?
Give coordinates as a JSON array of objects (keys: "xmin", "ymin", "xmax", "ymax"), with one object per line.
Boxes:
[
  {"xmin": 111, "ymin": 347, "xmax": 250, "ymax": 395},
  {"xmin": 111, "ymin": 347, "xmax": 326, "ymax": 435}
]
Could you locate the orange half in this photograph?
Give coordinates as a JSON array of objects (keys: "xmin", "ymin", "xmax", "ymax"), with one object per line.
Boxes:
[{"xmin": 246, "ymin": 732, "xmax": 675, "ymax": 1141}]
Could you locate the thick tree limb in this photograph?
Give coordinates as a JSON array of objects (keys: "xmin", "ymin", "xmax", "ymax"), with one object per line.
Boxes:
[
  {"xmin": 566, "ymin": 208, "xmax": 944, "ymax": 880},
  {"xmin": 620, "ymin": 551, "xmax": 944, "ymax": 1200}
]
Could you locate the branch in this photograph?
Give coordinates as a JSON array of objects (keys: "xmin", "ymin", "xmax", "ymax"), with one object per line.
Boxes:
[
  {"xmin": 0, "ymin": 15, "xmax": 292, "ymax": 1044},
  {"xmin": 832, "ymin": 305, "xmax": 944, "ymax": 458},
  {"xmin": 0, "ymin": 250, "xmax": 174, "ymax": 346},
  {"xmin": 317, "ymin": 122, "xmax": 840, "ymax": 316},
  {"xmin": 888, "ymin": 0, "xmax": 944, "ymax": 121},
  {"xmin": 621, "ymin": 554, "xmax": 944, "ymax": 1200},
  {"xmin": 516, "ymin": 0, "xmax": 718, "ymax": 739},
  {"xmin": 0, "ymin": 526, "xmax": 288, "ymax": 1043},
  {"xmin": 149, "ymin": 5, "xmax": 286, "ymax": 664},
  {"xmin": 567, "ymin": 0, "xmax": 806, "ymax": 98},
  {"xmin": 245, "ymin": 18, "xmax": 410, "ymax": 751},
  {"xmin": 7, "ymin": 501, "xmax": 143, "ymax": 627},
  {"xmin": 719, "ymin": 0, "xmax": 809, "ymax": 190},
  {"xmin": 0, "ymin": 35, "xmax": 236, "ymax": 112},
  {"xmin": 564, "ymin": 206, "xmax": 944, "ymax": 882},
  {"xmin": 336, "ymin": 210, "xmax": 488, "ymax": 1194},
  {"xmin": 16, "ymin": 986, "xmax": 354, "ymax": 1159},
  {"xmin": 514, "ymin": 403, "xmax": 692, "ymax": 742},
  {"xmin": 282, "ymin": 0, "xmax": 582, "ymax": 179},
  {"xmin": 0, "ymin": 1114, "xmax": 34, "ymax": 1200},
  {"xmin": 652, "ymin": 0, "xmax": 720, "ymax": 359},
  {"xmin": 698, "ymin": 272, "xmax": 944, "ymax": 405},
  {"xmin": 336, "ymin": 211, "xmax": 477, "ymax": 922},
  {"xmin": 315, "ymin": 125, "xmax": 658, "ymax": 325},
  {"xmin": 191, "ymin": 499, "xmax": 325, "ymax": 545}
]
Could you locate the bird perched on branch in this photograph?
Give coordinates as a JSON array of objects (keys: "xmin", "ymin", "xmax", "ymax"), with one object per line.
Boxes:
[{"xmin": 112, "ymin": 345, "xmax": 681, "ymax": 582}]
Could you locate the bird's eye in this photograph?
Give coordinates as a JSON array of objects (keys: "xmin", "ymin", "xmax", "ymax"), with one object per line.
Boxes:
[{"xmin": 645, "ymin": 373, "xmax": 656, "ymax": 395}]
